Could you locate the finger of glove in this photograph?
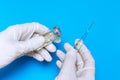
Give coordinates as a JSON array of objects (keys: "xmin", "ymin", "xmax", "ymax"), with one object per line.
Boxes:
[
  {"xmin": 45, "ymin": 43, "xmax": 56, "ymax": 53},
  {"xmin": 40, "ymin": 49, "xmax": 52, "ymax": 62},
  {"xmin": 56, "ymin": 50, "xmax": 65, "ymax": 62},
  {"xmin": 64, "ymin": 43, "xmax": 75, "ymax": 52},
  {"xmin": 79, "ymin": 43, "xmax": 95, "ymax": 68},
  {"xmin": 28, "ymin": 52, "xmax": 44, "ymax": 61},
  {"xmin": 76, "ymin": 52, "xmax": 84, "ymax": 70},
  {"xmin": 56, "ymin": 60, "xmax": 62, "ymax": 69},
  {"xmin": 10, "ymin": 22, "xmax": 50, "ymax": 40}
]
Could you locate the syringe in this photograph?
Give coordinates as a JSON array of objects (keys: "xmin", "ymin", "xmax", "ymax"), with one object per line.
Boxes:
[{"xmin": 74, "ymin": 21, "xmax": 94, "ymax": 51}]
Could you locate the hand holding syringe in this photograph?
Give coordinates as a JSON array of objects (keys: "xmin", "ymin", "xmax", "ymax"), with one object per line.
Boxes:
[{"xmin": 55, "ymin": 22, "xmax": 95, "ymax": 80}]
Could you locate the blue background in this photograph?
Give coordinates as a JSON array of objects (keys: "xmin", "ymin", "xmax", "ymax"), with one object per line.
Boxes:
[{"xmin": 0, "ymin": 0, "xmax": 119, "ymax": 80}]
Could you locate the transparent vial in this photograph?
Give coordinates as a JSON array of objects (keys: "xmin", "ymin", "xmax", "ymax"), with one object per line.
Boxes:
[{"xmin": 35, "ymin": 26, "xmax": 61, "ymax": 52}]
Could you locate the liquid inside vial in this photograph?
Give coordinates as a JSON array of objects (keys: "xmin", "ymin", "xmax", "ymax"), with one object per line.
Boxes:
[{"xmin": 34, "ymin": 26, "xmax": 61, "ymax": 52}]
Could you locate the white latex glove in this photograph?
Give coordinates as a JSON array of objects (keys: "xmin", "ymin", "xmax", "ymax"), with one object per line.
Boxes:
[
  {"xmin": 0, "ymin": 22, "xmax": 56, "ymax": 69},
  {"xmin": 55, "ymin": 40, "xmax": 95, "ymax": 80}
]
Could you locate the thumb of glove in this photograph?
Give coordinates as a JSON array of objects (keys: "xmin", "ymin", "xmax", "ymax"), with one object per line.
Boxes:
[
  {"xmin": 15, "ymin": 36, "xmax": 45, "ymax": 56},
  {"xmin": 58, "ymin": 50, "xmax": 77, "ymax": 80}
]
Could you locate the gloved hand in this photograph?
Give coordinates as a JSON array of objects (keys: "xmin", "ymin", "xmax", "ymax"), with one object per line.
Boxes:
[
  {"xmin": 0, "ymin": 22, "xmax": 56, "ymax": 69},
  {"xmin": 55, "ymin": 40, "xmax": 95, "ymax": 80}
]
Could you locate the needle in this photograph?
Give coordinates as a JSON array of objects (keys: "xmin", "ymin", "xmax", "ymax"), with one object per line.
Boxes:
[
  {"xmin": 81, "ymin": 21, "xmax": 94, "ymax": 40},
  {"xmin": 74, "ymin": 21, "xmax": 94, "ymax": 51}
]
